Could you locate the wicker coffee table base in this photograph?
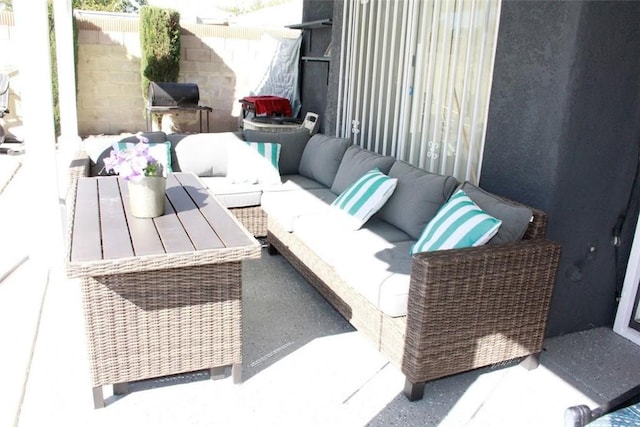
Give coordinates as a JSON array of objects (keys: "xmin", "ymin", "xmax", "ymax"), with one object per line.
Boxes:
[{"xmin": 80, "ymin": 262, "xmax": 243, "ymax": 409}]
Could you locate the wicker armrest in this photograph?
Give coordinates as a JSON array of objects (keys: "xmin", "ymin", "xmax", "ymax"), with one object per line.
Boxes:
[
  {"xmin": 402, "ymin": 238, "xmax": 561, "ymax": 384},
  {"xmin": 66, "ymin": 150, "xmax": 91, "ymax": 219},
  {"xmin": 69, "ymin": 150, "xmax": 91, "ymax": 180}
]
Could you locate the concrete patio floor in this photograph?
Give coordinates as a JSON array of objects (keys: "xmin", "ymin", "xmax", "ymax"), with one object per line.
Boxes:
[{"xmin": 2, "ymin": 152, "xmax": 640, "ymax": 427}]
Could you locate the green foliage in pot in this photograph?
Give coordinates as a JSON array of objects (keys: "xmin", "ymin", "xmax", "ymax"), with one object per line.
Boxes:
[
  {"xmin": 48, "ymin": 1, "xmax": 60, "ymax": 136},
  {"xmin": 139, "ymin": 5, "xmax": 180, "ymax": 102}
]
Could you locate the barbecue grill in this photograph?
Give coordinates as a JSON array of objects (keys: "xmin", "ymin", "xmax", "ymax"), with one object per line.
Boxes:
[
  {"xmin": 0, "ymin": 73, "xmax": 8, "ymax": 144},
  {"xmin": 146, "ymin": 82, "xmax": 213, "ymax": 132}
]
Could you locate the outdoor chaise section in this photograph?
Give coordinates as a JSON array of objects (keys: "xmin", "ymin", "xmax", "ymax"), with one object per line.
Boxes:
[{"xmin": 68, "ymin": 130, "xmax": 561, "ymax": 402}]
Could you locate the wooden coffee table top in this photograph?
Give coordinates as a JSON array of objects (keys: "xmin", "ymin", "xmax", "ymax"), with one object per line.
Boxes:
[{"xmin": 66, "ymin": 172, "xmax": 261, "ymax": 278}]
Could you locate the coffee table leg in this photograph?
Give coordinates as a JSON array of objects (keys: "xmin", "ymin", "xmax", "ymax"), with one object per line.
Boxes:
[
  {"xmin": 92, "ymin": 386, "xmax": 105, "ymax": 409},
  {"xmin": 232, "ymin": 363, "xmax": 242, "ymax": 384}
]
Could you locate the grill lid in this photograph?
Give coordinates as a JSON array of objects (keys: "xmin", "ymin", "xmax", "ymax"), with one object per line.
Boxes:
[{"xmin": 148, "ymin": 82, "xmax": 200, "ymax": 108}]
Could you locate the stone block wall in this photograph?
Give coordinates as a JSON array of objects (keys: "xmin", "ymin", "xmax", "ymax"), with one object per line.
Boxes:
[{"xmin": 0, "ymin": 11, "xmax": 299, "ymax": 137}]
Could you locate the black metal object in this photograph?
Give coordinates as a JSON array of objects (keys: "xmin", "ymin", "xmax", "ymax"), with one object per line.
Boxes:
[
  {"xmin": 148, "ymin": 82, "xmax": 200, "ymax": 107},
  {"xmin": 565, "ymin": 384, "xmax": 640, "ymax": 426},
  {"xmin": 146, "ymin": 82, "xmax": 212, "ymax": 132},
  {"xmin": 0, "ymin": 73, "xmax": 9, "ymax": 145}
]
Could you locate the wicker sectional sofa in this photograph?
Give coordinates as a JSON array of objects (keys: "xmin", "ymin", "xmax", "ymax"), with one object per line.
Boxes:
[
  {"xmin": 260, "ymin": 133, "xmax": 561, "ymax": 401},
  {"xmin": 69, "ymin": 129, "xmax": 561, "ymax": 402}
]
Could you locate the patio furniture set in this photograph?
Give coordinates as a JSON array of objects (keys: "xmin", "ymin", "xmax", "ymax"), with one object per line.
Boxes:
[
  {"xmin": 66, "ymin": 171, "xmax": 260, "ymax": 408},
  {"xmin": 67, "ymin": 127, "xmax": 561, "ymax": 406}
]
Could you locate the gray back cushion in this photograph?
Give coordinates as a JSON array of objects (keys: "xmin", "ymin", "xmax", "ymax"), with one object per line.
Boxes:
[
  {"xmin": 378, "ymin": 160, "xmax": 459, "ymax": 240},
  {"xmin": 330, "ymin": 145, "xmax": 396, "ymax": 195},
  {"xmin": 460, "ymin": 182, "xmax": 533, "ymax": 244},
  {"xmin": 243, "ymin": 128, "xmax": 311, "ymax": 175},
  {"xmin": 298, "ymin": 134, "xmax": 351, "ymax": 188}
]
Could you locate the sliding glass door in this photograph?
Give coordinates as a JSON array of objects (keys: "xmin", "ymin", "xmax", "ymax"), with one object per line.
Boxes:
[
  {"xmin": 614, "ymin": 213, "xmax": 640, "ymax": 345},
  {"xmin": 336, "ymin": 0, "xmax": 501, "ymax": 184}
]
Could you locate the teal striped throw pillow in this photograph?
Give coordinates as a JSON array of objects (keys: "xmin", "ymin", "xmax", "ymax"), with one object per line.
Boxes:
[
  {"xmin": 410, "ymin": 189, "xmax": 502, "ymax": 254},
  {"xmin": 246, "ymin": 141, "xmax": 281, "ymax": 184},
  {"xmin": 247, "ymin": 142, "xmax": 281, "ymax": 171},
  {"xmin": 330, "ymin": 168, "xmax": 398, "ymax": 230}
]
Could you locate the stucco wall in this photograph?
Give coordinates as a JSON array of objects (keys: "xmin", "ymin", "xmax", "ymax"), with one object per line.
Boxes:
[
  {"xmin": 321, "ymin": 1, "xmax": 640, "ymax": 337},
  {"xmin": 0, "ymin": 11, "xmax": 300, "ymax": 137},
  {"xmin": 482, "ymin": 1, "xmax": 640, "ymax": 336}
]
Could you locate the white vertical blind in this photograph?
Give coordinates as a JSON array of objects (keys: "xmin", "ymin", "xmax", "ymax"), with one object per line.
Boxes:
[{"xmin": 337, "ymin": 0, "xmax": 501, "ymax": 184}]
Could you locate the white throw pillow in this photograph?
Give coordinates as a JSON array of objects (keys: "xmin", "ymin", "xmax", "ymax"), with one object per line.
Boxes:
[
  {"xmin": 329, "ymin": 168, "xmax": 397, "ymax": 230},
  {"xmin": 410, "ymin": 189, "xmax": 502, "ymax": 254},
  {"xmin": 227, "ymin": 141, "xmax": 281, "ymax": 185},
  {"xmin": 247, "ymin": 142, "xmax": 281, "ymax": 184}
]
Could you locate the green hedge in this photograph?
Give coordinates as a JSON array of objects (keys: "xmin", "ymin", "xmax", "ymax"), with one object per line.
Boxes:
[
  {"xmin": 48, "ymin": 1, "xmax": 78, "ymax": 137},
  {"xmin": 48, "ymin": 2, "xmax": 59, "ymax": 136},
  {"xmin": 139, "ymin": 6, "xmax": 180, "ymax": 101}
]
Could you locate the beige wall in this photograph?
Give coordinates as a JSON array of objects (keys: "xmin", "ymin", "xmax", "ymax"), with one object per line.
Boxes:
[{"xmin": 0, "ymin": 11, "xmax": 299, "ymax": 138}]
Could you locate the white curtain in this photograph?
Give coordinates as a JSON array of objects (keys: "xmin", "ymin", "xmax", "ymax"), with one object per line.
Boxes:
[{"xmin": 337, "ymin": 0, "xmax": 501, "ymax": 184}]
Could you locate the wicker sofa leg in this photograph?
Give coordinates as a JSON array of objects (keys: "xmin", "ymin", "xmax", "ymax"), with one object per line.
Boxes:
[
  {"xmin": 210, "ymin": 366, "xmax": 226, "ymax": 380},
  {"xmin": 564, "ymin": 404, "xmax": 594, "ymax": 427},
  {"xmin": 92, "ymin": 386, "xmax": 105, "ymax": 409},
  {"xmin": 113, "ymin": 382, "xmax": 128, "ymax": 395},
  {"xmin": 267, "ymin": 243, "xmax": 279, "ymax": 256},
  {"xmin": 520, "ymin": 352, "xmax": 541, "ymax": 370},
  {"xmin": 232, "ymin": 363, "xmax": 242, "ymax": 384},
  {"xmin": 404, "ymin": 379, "xmax": 426, "ymax": 401}
]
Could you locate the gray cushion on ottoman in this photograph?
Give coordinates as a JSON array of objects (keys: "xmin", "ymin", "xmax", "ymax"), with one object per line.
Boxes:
[
  {"xmin": 460, "ymin": 181, "xmax": 533, "ymax": 244},
  {"xmin": 377, "ymin": 160, "xmax": 459, "ymax": 240},
  {"xmin": 243, "ymin": 128, "xmax": 310, "ymax": 175},
  {"xmin": 330, "ymin": 145, "xmax": 396, "ymax": 195},
  {"xmin": 298, "ymin": 134, "xmax": 351, "ymax": 188}
]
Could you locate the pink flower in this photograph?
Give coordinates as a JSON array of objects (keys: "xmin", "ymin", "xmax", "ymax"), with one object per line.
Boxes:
[{"xmin": 103, "ymin": 135, "xmax": 161, "ymax": 181}]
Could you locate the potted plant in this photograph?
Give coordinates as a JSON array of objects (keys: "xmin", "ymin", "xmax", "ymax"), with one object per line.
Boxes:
[{"xmin": 103, "ymin": 135, "xmax": 166, "ymax": 218}]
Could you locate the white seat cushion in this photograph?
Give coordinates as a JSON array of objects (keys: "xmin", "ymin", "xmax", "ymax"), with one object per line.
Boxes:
[
  {"xmin": 294, "ymin": 215, "xmax": 414, "ymax": 317},
  {"xmin": 261, "ymin": 188, "xmax": 337, "ymax": 231}
]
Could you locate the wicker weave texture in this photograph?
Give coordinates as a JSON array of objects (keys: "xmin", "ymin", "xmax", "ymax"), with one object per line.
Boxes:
[
  {"xmin": 229, "ymin": 206, "xmax": 267, "ymax": 238},
  {"xmin": 267, "ymin": 205, "xmax": 561, "ymax": 387},
  {"xmin": 524, "ymin": 207, "xmax": 547, "ymax": 240},
  {"xmin": 67, "ymin": 246, "xmax": 260, "ymax": 278},
  {"xmin": 68, "ymin": 150, "xmax": 90, "ymax": 192},
  {"xmin": 404, "ymin": 239, "xmax": 560, "ymax": 383},
  {"xmin": 80, "ymin": 262, "xmax": 242, "ymax": 387}
]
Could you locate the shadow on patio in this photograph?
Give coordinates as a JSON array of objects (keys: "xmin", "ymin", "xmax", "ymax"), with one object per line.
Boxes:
[{"xmin": 3, "ymin": 154, "xmax": 640, "ymax": 427}]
